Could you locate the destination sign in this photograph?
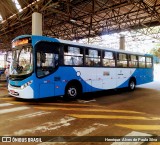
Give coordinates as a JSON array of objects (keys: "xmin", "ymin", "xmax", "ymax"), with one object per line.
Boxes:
[{"xmin": 12, "ymin": 37, "xmax": 31, "ymax": 48}]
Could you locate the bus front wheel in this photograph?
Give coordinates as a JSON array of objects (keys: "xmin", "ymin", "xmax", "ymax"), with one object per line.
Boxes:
[{"xmin": 65, "ymin": 83, "xmax": 81, "ymax": 100}]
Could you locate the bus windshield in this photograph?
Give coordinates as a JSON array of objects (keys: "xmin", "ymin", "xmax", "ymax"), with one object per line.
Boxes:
[{"xmin": 10, "ymin": 45, "xmax": 33, "ymax": 75}]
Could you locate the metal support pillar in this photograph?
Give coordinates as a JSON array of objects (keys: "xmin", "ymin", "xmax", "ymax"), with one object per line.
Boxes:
[
  {"xmin": 32, "ymin": 12, "xmax": 42, "ymax": 35},
  {"xmin": 119, "ymin": 35, "xmax": 125, "ymax": 50}
]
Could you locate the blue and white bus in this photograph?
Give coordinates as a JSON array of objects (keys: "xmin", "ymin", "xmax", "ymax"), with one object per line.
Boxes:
[{"xmin": 8, "ymin": 35, "xmax": 153, "ymax": 99}]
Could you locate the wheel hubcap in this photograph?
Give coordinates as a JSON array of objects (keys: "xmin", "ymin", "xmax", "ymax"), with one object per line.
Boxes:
[
  {"xmin": 68, "ymin": 87, "xmax": 77, "ymax": 97},
  {"xmin": 130, "ymin": 81, "xmax": 135, "ymax": 90}
]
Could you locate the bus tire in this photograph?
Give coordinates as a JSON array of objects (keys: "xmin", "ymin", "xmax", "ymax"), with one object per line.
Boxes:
[
  {"xmin": 128, "ymin": 78, "xmax": 136, "ymax": 91},
  {"xmin": 64, "ymin": 82, "xmax": 82, "ymax": 100}
]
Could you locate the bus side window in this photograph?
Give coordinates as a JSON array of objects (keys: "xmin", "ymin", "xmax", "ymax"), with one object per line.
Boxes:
[
  {"xmin": 86, "ymin": 49, "xmax": 100, "ymax": 66},
  {"xmin": 102, "ymin": 51, "xmax": 115, "ymax": 67},
  {"xmin": 129, "ymin": 55, "xmax": 138, "ymax": 67},
  {"xmin": 117, "ymin": 53, "xmax": 127, "ymax": 67},
  {"xmin": 37, "ymin": 52, "xmax": 57, "ymax": 77},
  {"xmin": 64, "ymin": 46, "xmax": 83, "ymax": 66},
  {"xmin": 64, "ymin": 46, "xmax": 69, "ymax": 65},
  {"xmin": 85, "ymin": 48, "xmax": 90, "ymax": 66},
  {"xmin": 139, "ymin": 56, "xmax": 145, "ymax": 68},
  {"xmin": 36, "ymin": 42, "xmax": 60, "ymax": 78},
  {"xmin": 146, "ymin": 57, "xmax": 152, "ymax": 68}
]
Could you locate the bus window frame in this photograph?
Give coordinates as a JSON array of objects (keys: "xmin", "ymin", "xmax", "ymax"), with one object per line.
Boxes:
[{"xmin": 34, "ymin": 41, "xmax": 60, "ymax": 78}]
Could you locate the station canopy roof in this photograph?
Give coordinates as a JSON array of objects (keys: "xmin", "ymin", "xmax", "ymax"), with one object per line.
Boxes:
[{"xmin": 0, "ymin": 0, "xmax": 160, "ymax": 51}]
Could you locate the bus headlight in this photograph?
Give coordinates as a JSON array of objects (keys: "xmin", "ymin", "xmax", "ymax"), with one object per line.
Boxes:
[{"xmin": 21, "ymin": 80, "xmax": 33, "ymax": 89}]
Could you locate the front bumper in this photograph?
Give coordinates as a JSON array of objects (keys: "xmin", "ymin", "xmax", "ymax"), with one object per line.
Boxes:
[{"xmin": 8, "ymin": 84, "xmax": 34, "ymax": 99}]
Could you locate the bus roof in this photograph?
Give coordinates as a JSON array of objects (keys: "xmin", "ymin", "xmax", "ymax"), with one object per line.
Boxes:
[{"xmin": 13, "ymin": 35, "xmax": 152, "ymax": 56}]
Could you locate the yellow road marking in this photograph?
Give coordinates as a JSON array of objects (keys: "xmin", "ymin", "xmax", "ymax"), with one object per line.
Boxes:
[
  {"xmin": 0, "ymin": 100, "xmax": 98, "ymax": 107},
  {"xmin": 1, "ymin": 97, "xmax": 13, "ymax": 100},
  {"xmin": 0, "ymin": 98, "xmax": 96, "ymax": 106},
  {"xmin": 116, "ymin": 124, "xmax": 160, "ymax": 130},
  {"xmin": 41, "ymin": 103, "xmax": 99, "ymax": 107},
  {"xmin": 68, "ymin": 114, "xmax": 160, "ymax": 120},
  {"xmin": 35, "ymin": 107, "xmax": 144, "ymax": 114},
  {"xmin": 4, "ymin": 101, "xmax": 98, "ymax": 107},
  {"xmin": 148, "ymin": 143, "xmax": 160, "ymax": 145},
  {"xmin": 7, "ymin": 101, "xmax": 27, "ymax": 105}
]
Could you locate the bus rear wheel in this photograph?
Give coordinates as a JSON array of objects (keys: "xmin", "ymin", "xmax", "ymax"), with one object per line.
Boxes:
[
  {"xmin": 65, "ymin": 84, "xmax": 81, "ymax": 100},
  {"xmin": 128, "ymin": 79, "xmax": 136, "ymax": 91}
]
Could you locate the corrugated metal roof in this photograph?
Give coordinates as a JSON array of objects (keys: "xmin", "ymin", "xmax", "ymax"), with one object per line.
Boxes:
[{"xmin": 0, "ymin": 0, "xmax": 159, "ymax": 50}]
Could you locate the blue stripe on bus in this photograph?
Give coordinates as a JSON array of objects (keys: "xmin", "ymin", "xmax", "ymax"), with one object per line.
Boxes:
[
  {"xmin": 9, "ymin": 67, "xmax": 153, "ymax": 98},
  {"xmin": 117, "ymin": 68, "xmax": 153, "ymax": 88}
]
